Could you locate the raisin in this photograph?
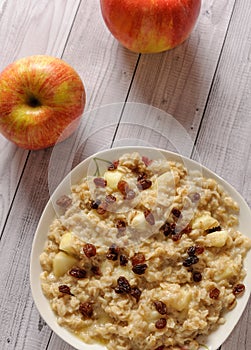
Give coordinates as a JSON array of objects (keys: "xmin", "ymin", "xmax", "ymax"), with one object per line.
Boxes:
[
  {"xmin": 124, "ymin": 189, "xmax": 136, "ymax": 200},
  {"xmin": 115, "ymin": 276, "xmax": 131, "ymax": 294},
  {"xmin": 117, "ymin": 180, "xmax": 130, "ymax": 196},
  {"xmin": 144, "ymin": 209, "xmax": 155, "ymax": 225},
  {"xmin": 233, "ymin": 283, "xmax": 245, "ymax": 297},
  {"xmin": 93, "ymin": 177, "xmax": 107, "ymax": 188},
  {"xmin": 187, "ymin": 246, "xmax": 196, "ymax": 256},
  {"xmin": 192, "ymin": 271, "xmax": 202, "ymax": 282},
  {"xmin": 171, "ymin": 232, "xmax": 183, "ymax": 241},
  {"xmin": 142, "ymin": 156, "xmax": 152, "ymax": 166},
  {"xmin": 171, "ymin": 208, "xmax": 182, "ymax": 218},
  {"xmin": 131, "ymin": 252, "xmax": 145, "ymax": 266},
  {"xmin": 188, "ymin": 245, "xmax": 204, "ymax": 255},
  {"xmin": 130, "ymin": 287, "xmax": 142, "ymax": 302},
  {"xmin": 90, "ymin": 199, "xmax": 101, "ymax": 209},
  {"xmin": 96, "ymin": 202, "xmax": 108, "ymax": 215},
  {"xmin": 116, "ymin": 219, "xmax": 126, "ymax": 232},
  {"xmin": 137, "ymin": 178, "xmax": 152, "ymax": 191},
  {"xmin": 79, "ymin": 302, "xmax": 93, "ymax": 318},
  {"xmin": 58, "ymin": 285, "xmax": 74, "ymax": 296},
  {"xmin": 155, "ymin": 318, "xmax": 167, "ymax": 329},
  {"xmin": 132, "ymin": 263, "xmax": 148, "ymax": 275},
  {"xmin": 120, "ymin": 254, "xmax": 128, "ymax": 266},
  {"xmin": 106, "ymin": 244, "xmax": 120, "ymax": 261},
  {"xmin": 160, "ymin": 222, "xmax": 176, "ymax": 237},
  {"xmin": 105, "ymin": 194, "xmax": 117, "ymax": 204},
  {"xmin": 56, "ymin": 195, "xmax": 72, "ymax": 209},
  {"xmin": 209, "ymin": 287, "xmax": 220, "ymax": 299},
  {"xmin": 91, "ymin": 265, "xmax": 101, "ymax": 276},
  {"xmin": 155, "ymin": 346, "xmax": 165, "ymax": 350},
  {"xmin": 206, "ymin": 226, "xmax": 221, "ymax": 234},
  {"xmin": 137, "ymin": 172, "xmax": 147, "ymax": 181},
  {"xmin": 108, "ymin": 160, "xmax": 119, "ymax": 171},
  {"xmin": 83, "ymin": 243, "xmax": 97, "ymax": 258},
  {"xmin": 188, "ymin": 192, "xmax": 201, "ymax": 202},
  {"xmin": 69, "ymin": 268, "xmax": 87, "ymax": 279},
  {"xmin": 154, "ymin": 301, "xmax": 167, "ymax": 315},
  {"xmin": 183, "ymin": 255, "xmax": 199, "ymax": 267}
]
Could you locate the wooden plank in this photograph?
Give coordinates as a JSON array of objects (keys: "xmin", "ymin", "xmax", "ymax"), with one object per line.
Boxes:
[
  {"xmin": 0, "ymin": 0, "xmax": 81, "ymax": 234},
  {"xmin": 0, "ymin": 1, "xmax": 139, "ymax": 349},
  {"xmin": 115, "ymin": 0, "xmax": 237, "ymax": 156},
  {"xmin": 191, "ymin": 1, "xmax": 251, "ymax": 349}
]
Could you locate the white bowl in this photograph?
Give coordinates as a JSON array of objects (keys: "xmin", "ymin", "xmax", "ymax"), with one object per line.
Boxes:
[{"xmin": 30, "ymin": 146, "xmax": 251, "ymax": 350}]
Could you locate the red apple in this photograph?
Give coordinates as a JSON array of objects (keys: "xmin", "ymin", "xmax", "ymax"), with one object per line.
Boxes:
[
  {"xmin": 0, "ymin": 55, "xmax": 86, "ymax": 150},
  {"xmin": 100, "ymin": 0, "xmax": 201, "ymax": 53}
]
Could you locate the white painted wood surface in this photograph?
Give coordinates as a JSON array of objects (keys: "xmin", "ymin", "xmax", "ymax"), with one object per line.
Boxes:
[{"xmin": 0, "ymin": 0, "xmax": 250, "ymax": 349}]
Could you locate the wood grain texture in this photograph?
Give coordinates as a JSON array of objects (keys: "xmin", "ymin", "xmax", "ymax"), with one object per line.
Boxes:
[
  {"xmin": 193, "ymin": 1, "xmax": 251, "ymax": 348},
  {"xmin": 0, "ymin": 0, "xmax": 250, "ymax": 350}
]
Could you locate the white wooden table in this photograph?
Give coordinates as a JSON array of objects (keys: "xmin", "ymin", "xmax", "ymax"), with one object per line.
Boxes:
[{"xmin": 0, "ymin": 1, "xmax": 251, "ymax": 349}]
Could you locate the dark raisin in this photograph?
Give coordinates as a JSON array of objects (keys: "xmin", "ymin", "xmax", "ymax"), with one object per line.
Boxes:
[
  {"xmin": 160, "ymin": 222, "xmax": 176, "ymax": 237},
  {"xmin": 137, "ymin": 178, "xmax": 152, "ymax": 191},
  {"xmin": 106, "ymin": 244, "xmax": 120, "ymax": 261},
  {"xmin": 115, "ymin": 276, "xmax": 131, "ymax": 294},
  {"xmin": 90, "ymin": 199, "xmax": 101, "ymax": 209},
  {"xmin": 187, "ymin": 246, "xmax": 196, "ymax": 256},
  {"xmin": 155, "ymin": 346, "xmax": 165, "ymax": 350},
  {"xmin": 209, "ymin": 287, "xmax": 220, "ymax": 299},
  {"xmin": 155, "ymin": 318, "xmax": 167, "ymax": 329},
  {"xmin": 83, "ymin": 243, "xmax": 96, "ymax": 258},
  {"xmin": 206, "ymin": 226, "xmax": 221, "ymax": 234},
  {"xmin": 120, "ymin": 254, "xmax": 128, "ymax": 266},
  {"xmin": 137, "ymin": 172, "xmax": 147, "ymax": 181},
  {"xmin": 58, "ymin": 285, "xmax": 74, "ymax": 296},
  {"xmin": 132, "ymin": 263, "xmax": 148, "ymax": 275},
  {"xmin": 131, "ymin": 252, "xmax": 145, "ymax": 266},
  {"xmin": 79, "ymin": 302, "xmax": 93, "ymax": 318},
  {"xmin": 171, "ymin": 208, "xmax": 182, "ymax": 218},
  {"xmin": 130, "ymin": 287, "xmax": 142, "ymax": 302},
  {"xmin": 93, "ymin": 177, "xmax": 107, "ymax": 188},
  {"xmin": 233, "ymin": 284, "xmax": 245, "ymax": 297},
  {"xmin": 183, "ymin": 255, "xmax": 199, "ymax": 267},
  {"xmin": 69, "ymin": 268, "xmax": 87, "ymax": 279},
  {"xmin": 91, "ymin": 265, "xmax": 101, "ymax": 276},
  {"xmin": 56, "ymin": 195, "xmax": 72, "ymax": 209},
  {"xmin": 171, "ymin": 232, "xmax": 183, "ymax": 241},
  {"xmin": 154, "ymin": 301, "xmax": 167, "ymax": 315},
  {"xmin": 105, "ymin": 194, "xmax": 117, "ymax": 204},
  {"xmin": 144, "ymin": 209, "xmax": 155, "ymax": 225},
  {"xmin": 116, "ymin": 219, "xmax": 126, "ymax": 232},
  {"xmin": 193, "ymin": 271, "xmax": 202, "ymax": 282}
]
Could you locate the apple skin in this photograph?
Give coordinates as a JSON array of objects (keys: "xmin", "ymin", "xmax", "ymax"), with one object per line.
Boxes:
[
  {"xmin": 100, "ymin": 0, "xmax": 201, "ymax": 53},
  {"xmin": 0, "ymin": 55, "xmax": 86, "ymax": 150}
]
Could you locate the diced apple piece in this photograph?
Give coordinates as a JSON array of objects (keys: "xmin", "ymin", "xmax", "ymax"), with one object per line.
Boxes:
[
  {"xmin": 53, "ymin": 251, "xmax": 78, "ymax": 277},
  {"xmin": 104, "ymin": 170, "xmax": 123, "ymax": 190},
  {"xmin": 169, "ymin": 288, "xmax": 192, "ymax": 311},
  {"xmin": 131, "ymin": 211, "xmax": 149, "ymax": 232},
  {"xmin": 192, "ymin": 213, "xmax": 219, "ymax": 231},
  {"xmin": 214, "ymin": 264, "xmax": 236, "ymax": 282},
  {"xmin": 204, "ymin": 230, "xmax": 228, "ymax": 248},
  {"xmin": 59, "ymin": 232, "xmax": 75, "ymax": 255}
]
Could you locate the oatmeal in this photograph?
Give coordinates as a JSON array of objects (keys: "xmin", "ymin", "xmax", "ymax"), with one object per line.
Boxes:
[{"xmin": 40, "ymin": 152, "xmax": 251, "ymax": 350}]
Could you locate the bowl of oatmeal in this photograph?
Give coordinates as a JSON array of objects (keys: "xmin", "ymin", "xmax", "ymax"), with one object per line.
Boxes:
[{"xmin": 30, "ymin": 146, "xmax": 251, "ymax": 350}]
